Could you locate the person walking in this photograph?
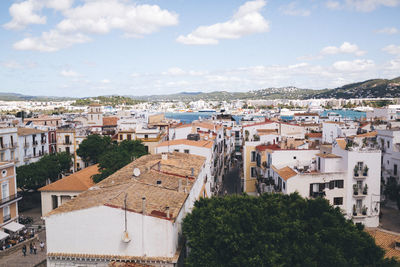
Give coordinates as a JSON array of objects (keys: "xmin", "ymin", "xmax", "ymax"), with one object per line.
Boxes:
[
  {"xmin": 22, "ymin": 245, "xmax": 26, "ymax": 256},
  {"xmin": 33, "ymin": 243, "xmax": 37, "ymax": 254},
  {"xmin": 40, "ymin": 241, "xmax": 45, "ymax": 251},
  {"xmin": 29, "ymin": 242, "xmax": 33, "ymax": 254}
]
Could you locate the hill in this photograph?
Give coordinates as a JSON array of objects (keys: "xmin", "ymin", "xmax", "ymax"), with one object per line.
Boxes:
[{"xmin": 313, "ymin": 77, "xmax": 400, "ymax": 99}]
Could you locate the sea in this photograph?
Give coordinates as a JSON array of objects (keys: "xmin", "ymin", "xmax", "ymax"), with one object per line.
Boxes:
[{"xmin": 165, "ymin": 109, "xmax": 366, "ymax": 124}]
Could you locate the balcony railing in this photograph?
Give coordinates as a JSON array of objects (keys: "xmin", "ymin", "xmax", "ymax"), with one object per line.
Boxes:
[
  {"xmin": 0, "ymin": 143, "xmax": 8, "ymax": 150},
  {"xmin": 32, "ymin": 140, "xmax": 38, "ymax": 146},
  {"xmin": 41, "ymin": 139, "xmax": 46, "ymax": 144},
  {"xmin": 9, "ymin": 143, "xmax": 17, "ymax": 149},
  {"xmin": 63, "ymin": 141, "xmax": 72, "ymax": 145},
  {"xmin": 0, "ymin": 192, "xmax": 23, "ymax": 207},
  {"xmin": 3, "ymin": 214, "xmax": 10, "ymax": 222}
]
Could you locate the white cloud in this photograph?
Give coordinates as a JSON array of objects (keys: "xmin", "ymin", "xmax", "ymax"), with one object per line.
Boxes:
[
  {"xmin": 333, "ymin": 59, "xmax": 375, "ymax": 71},
  {"xmin": 2, "ymin": 60, "xmax": 23, "ymax": 69},
  {"xmin": 3, "ymin": 0, "xmax": 74, "ymax": 30},
  {"xmin": 162, "ymin": 67, "xmax": 186, "ymax": 76},
  {"xmin": 60, "ymin": 70, "xmax": 80, "ymax": 77},
  {"xmin": 57, "ymin": 0, "xmax": 178, "ymax": 37},
  {"xmin": 325, "ymin": 1, "xmax": 342, "ymax": 9},
  {"xmin": 281, "ymin": 2, "xmax": 311, "ymax": 16},
  {"xmin": 382, "ymin": 44, "xmax": 400, "ymax": 55},
  {"xmin": 3, "ymin": 0, "xmax": 46, "ymax": 30},
  {"xmin": 321, "ymin": 42, "xmax": 366, "ymax": 56},
  {"xmin": 9, "ymin": 0, "xmax": 178, "ymax": 52},
  {"xmin": 375, "ymin": 27, "xmax": 398, "ymax": 34},
  {"xmin": 13, "ymin": 30, "xmax": 91, "ymax": 52},
  {"xmin": 177, "ymin": 0, "xmax": 269, "ymax": 45},
  {"xmin": 101, "ymin": 79, "xmax": 111, "ymax": 84},
  {"xmin": 345, "ymin": 0, "xmax": 400, "ymax": 12}
]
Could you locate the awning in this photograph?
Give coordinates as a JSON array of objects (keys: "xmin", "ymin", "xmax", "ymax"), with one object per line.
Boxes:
[
  {"xmin": 3, "ymin": 222, "xmax": 25, "ymax": 232},
  {"xmin": 0, "ymin": 231, "xmax": 9, "ymax": 241}
]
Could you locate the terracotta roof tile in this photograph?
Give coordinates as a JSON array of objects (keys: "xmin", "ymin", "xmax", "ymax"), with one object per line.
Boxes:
[
  {"xmin": 39, "ymin": 165, "xmax": 98, "ymax": 192},
  {"xmin": 355, "ymin": 131, "xmax": 377, "ymax": 138},
  {"xmin": 365, "ymin": 228, "xmax": 400, "ymax": 260},
  {"xmin": 273, "ymin": 166, "xmax": 297, "ymax": 181},
  {"xmin": 45, "ymin": 153, "xmax": 206, "ymax": 221},
  {"xmin": 306, "ymin": 132, "xmax": 322, "ymax": 138},
  {"xmin": 103, "ymin": 117, "xmax": 118, "ymax": 126},
  {"xmin": 336, "ymin": 138, "xmax": 347, "ymax": 150},
  {"xmin": 17, "ymin": 127, "xmax": 46, "ymax": 136},
  {"xmin": 316, "ymin": 153, "xmax": 341, "ymax": 159}
]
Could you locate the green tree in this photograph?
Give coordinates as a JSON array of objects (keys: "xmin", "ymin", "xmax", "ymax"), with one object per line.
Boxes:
[
  {"xmin": 183, "ymin": 193, "xmax": 398, "ymax": 267},
  {"xmin": 92, "ymin": 140, "xmax": 148, "ymax": 183},
  {"xmin": 76, "ymin": 135, "xmax": 113, "ymax": 163},
  {"xmin": 16, "ymin": 152, "xmax": 72, "ymax": 191}
]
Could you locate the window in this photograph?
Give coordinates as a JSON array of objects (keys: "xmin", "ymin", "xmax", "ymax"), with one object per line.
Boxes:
[
  {"xmin": 3, "ymin": 205, "xmax": 10, "ymax": 222},
  {"xmin": 145, "ymin": 134, "xmax": 148, "ymax": 139},
  {"xmin": 119, "ymin": 134, "xmax": 123, "ymax": 140},
  {"xmin": 329, "ymin": 181, "xmax": 334, "ymax": 189},
  {"xmin": 0, "ymin": 153, "xmax": 3, "ymax": 161},
  {"xmin": 184, "ymin": 149, "xmax": 190, "ymax": 154},
  {"xmin": 251, "ymin": 167, "xmax": 256, "ymax": 178},
  {"xmin": 174, "ymin": 149, "xmax": 179, "ymax": 152},
  {"xmin": 127, "ymin": 134, "xmax": 131, "ymax": 140},
  {"xmin": 251, "ymin": 151, "xmax": 256, "ymax": 162},
  {"xmin": 283, "ymin": 182, "xmax": 285, "ymax": 190},
  {"xmin": 33, "ymin": 148, "xmax": 36, "ymax": 156},
  {"xmin": 333, "ymin": 197, "xmax": 343, "ymax": 205},
  {"xmin": 357, "ymin": 162, "xmax": 364, "ymax": 170},
  {"xmin": 65, "ymin": 147, "xmax": 70, "ymax": 154},
  {"xmin": 395, "ymin": 164, "xmax": 398, "ymax": 176},
  {"xmin": 387, "ymin": 141, "xmax": 390, "ymax": 148},
  {"xmin": 335, "ymin": 180, "xmax": 344, "ymax": 188},
  {"xmin": 2, "ymin": 182, "xmax": 9, "ymax": 199}
]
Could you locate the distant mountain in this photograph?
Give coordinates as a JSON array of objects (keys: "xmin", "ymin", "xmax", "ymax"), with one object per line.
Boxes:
[
  {"xmin": 0, "ymin": 92, "xmax": 73, "ymax": 101},
  {"xmin": 1, "ymin": 76, "xmax": 399, "ymax": 102},
  {"xmin": 313, "ymin": 77, "xmax": 400, "ymax": 99}
]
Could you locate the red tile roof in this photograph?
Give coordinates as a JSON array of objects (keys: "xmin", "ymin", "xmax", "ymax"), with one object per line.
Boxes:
[{"xmin": 103, "ymin": 117, "xmax": 118, "ymax": 126}]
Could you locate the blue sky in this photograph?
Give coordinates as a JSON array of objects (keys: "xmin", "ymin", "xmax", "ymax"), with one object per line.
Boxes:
[{"xmin": 0, "ymin": 0, "xmax": 399, "ymax": 97}]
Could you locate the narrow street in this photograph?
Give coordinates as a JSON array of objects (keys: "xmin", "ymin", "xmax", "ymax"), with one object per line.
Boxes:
[{"xmin": 222, "ymin": 158, "xmax": 242, "ymax": 195}]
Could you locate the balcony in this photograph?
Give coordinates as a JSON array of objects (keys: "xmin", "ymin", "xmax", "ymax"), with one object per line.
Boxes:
[
  {"xmin": 0, "ymin": 192, "xmax": 23, "ymax": 208},
  {"xmin": 41, "ymin": 139, "xmax": 46, "ymax": 144},
  {"xmin": 9, "ymin": 143, "xmax": 17, "ymax": 149},
  {"xmin": 310, "ymin": 191, "xmax": 326, "ymax": 198},
  {"xmin": 23, "ymin": 154, "xmax": 32, "ymax": 160},
  {"xmin": 32, "ymin": 140, "xmax": 38, "ymax": 146},
  {"xmin": 353, "ymin": 165, "xmax": 368, "ymax": 179},
  {"xmin": 63, "ymin": 141, "xmax": 72, "ymax": 145},
  {"xmin": 353, "ymin": 184, "xmax": 368, "ymax": 197},
  {"xmin": 0, "ymin": 144, "xmax": 8, "ymax": 150}
]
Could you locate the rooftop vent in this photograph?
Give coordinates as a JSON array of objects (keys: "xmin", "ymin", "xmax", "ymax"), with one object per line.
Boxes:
[
  {"xmin": 156, "ymin": 180, "xmax": 162, "ymax": 185},
  {"xmin": 187, "ymin": 133, "xmax": 200, "ymax": 141},
  {"xmin": 133, "ymin": 168, "xmax": 141, "ymax": 177}
]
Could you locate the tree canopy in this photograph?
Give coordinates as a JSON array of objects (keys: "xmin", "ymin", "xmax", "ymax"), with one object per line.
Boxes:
[
  {"xmin": 183, "ymin": 193, "xmax": 398, "ymax": 267},
  {"xmin": 92, "ymin": 140, "xmax": 148, "ymax": 183},
  {"xmin": 76, "ymin": 135, "xmax": 113, "ymax": 163},
  {"xmin": 17, "ymin": 152, "xmax": 72, "ymax": 191}
]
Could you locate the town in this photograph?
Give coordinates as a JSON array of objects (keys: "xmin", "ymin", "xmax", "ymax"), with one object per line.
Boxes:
[{"xmin": 0, "ymin": 97, "xmax": 398, "ymax": 266}]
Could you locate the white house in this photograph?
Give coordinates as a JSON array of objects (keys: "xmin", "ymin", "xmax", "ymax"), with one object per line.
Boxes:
[
  {"xmin": 17, "ymin": 127, "xmax": 49, "ymax": 166},
  {"xmin": 45, "ymin": 153, "xmax": 207, "ymax": 267}
]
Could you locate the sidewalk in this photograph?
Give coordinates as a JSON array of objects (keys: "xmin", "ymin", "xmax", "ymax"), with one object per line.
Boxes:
[{"xmin": 0, "ymin": 230, "xmax": 46, "ymax": 267}]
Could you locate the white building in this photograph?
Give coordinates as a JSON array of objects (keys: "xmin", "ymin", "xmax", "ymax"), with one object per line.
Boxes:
[
  {"xmin": 322, "ymin": 121, "xmax": 358, "ymax": 144},
  {"xmin": 17, "ymin": 127, "xmax": 49, "ymax": 166},
  {"xmin": 45, "ymin": 153, "xmax": 207, "ymax": 267},
  {"xmin": 377, "ymin": 128, "xmax": 400, "ymax": 184},
  {"xmin": 0, "ymin": 127, "xmax": 18, "ymax": 163}
]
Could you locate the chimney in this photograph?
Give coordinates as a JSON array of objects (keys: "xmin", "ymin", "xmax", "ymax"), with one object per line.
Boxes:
[
  {"xmin": 142, "ymin": 197, "xmax": 146, "ymax": 215},
  {"xmin": 166, "ymin": 206, "xmax": 170, "ymax": 219},
  {"xmin": 178, "ymin": 179, "xmax": 182, "ymax": 192},
  {"xmin": 162, "ymin": 153, "xmax": 168, "ymax": 161},
  {"xmin": 191, "ymin": 168, "xmax": 194, "ymax": 176}
]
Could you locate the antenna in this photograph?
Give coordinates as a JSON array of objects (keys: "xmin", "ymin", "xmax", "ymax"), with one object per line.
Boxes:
[
  {"xmin": 133, "ymin": 168, "xmax": 141, "ymax": 177},
  {"xmin": 122, "ymin": 193, "xmax": 131, "ymax": 243}
]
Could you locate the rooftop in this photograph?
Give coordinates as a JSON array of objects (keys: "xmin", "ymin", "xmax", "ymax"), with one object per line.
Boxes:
[
  {"xmin": 157, "ymin": 139, "xmax": 214, "ymax": 149},
  {"xmin": 46, "ymin": 153, "xmax": 206, "ymax": 221},
  {"xmin": 273, "ymin": 166, "xmax": 297, "ymax": 181},
  {"xmin": 315, "ymin": 153, "xmax": 341, "ymax": 159},
  {"xmin": 103, "ymin": 117, "xmax": 119, "ymax": 127},
  {"xmin": 365, "ymin": 228, "xmax": 400, "ymax": 260},
  {"xmin": 39, "ymin": 165, "xmax": 99, "ymax": 192},
  {"xmin": 17, "ymin": 127, "xmax": 46, "ymax": 136}
]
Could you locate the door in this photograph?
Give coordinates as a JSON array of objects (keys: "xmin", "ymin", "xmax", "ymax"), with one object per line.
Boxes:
[{"xmin": 356, "ymin": 199, "xmax": 362, "ymax": 214}]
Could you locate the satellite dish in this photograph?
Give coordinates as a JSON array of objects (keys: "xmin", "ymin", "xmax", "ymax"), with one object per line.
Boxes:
[
  {"xmin": 122, "ymin": 231, "xmax": 131, "ymax": 243},
  {"xmin": 133, "ymin": 168, "xmax": 141, "ymax": 177}
]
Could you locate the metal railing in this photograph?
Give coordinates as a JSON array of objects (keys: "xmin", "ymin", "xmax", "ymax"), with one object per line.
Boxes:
[{"xmin": 0, "ymin": 192, "xmax": 23, "ymax": 207}]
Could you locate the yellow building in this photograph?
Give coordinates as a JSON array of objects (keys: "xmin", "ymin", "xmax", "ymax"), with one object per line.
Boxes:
[{"xmin": 0, "ymin": 162, "xmax": 22, "ymax": 228}]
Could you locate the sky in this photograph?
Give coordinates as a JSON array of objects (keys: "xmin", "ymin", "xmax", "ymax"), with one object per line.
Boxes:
[{"xmin": 0, "ymin": 0, "xmax": 400, "ymax": 97}]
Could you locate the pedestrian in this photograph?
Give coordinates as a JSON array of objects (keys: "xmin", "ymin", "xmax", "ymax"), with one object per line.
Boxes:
[
  {"xmin": 33, "ymin": 243, "xmax": 37, "ymax": 254},
  {"xmin": 22, "ymin": 245, "xmax": 26, "ymax": 256},
  {"xmin": 40, "ymin": 241, "xmax": 45, "ymax": 251},
  {"xmin": 29, "ymin": 242, "xmax": 33, "ymax": 254}
]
